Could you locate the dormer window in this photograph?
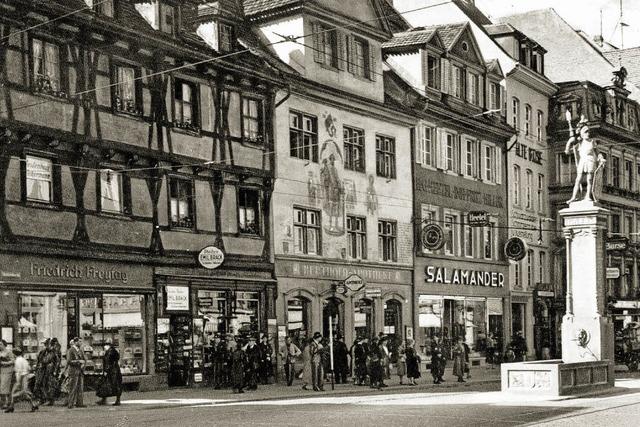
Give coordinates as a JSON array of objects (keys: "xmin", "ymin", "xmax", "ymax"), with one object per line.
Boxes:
[
  {"xmin": 219, "ymin": 23, "xmax": 233, "ymax": 52},
  {"xmin": 352, "ymin": 37, "xmax": 368, "ymax": 78},
  {"xmin": 86, "ymin": 0, "xmax": 114, "ymax": 17},
  {"xmin": 425, "ymin": 53, "xmax": 440, "ymax": 90},
  {"xmin": 159, "ymin": 3, "xmax": 176, "ymax": 35}
]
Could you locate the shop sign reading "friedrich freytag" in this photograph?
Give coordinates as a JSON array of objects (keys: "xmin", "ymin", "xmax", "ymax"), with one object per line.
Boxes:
[{"xmin": 425, "ymin": 266, "xmax": 505, "ymax": 287}]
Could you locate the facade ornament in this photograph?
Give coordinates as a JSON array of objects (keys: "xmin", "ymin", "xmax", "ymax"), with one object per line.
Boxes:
[{"xmin": 612, "ymin": 66, "xmax": 628, "ymax": 89}]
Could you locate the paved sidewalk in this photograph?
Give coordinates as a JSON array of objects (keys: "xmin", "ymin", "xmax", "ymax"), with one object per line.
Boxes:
[{"xmin": 102, "ymin": 365, "xmax": 502, "ymax": 409}]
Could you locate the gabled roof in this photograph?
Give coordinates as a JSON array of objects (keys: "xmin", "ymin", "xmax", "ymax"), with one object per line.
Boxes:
[
  {"xmin": 243, "ymin": 0, "xmax": 300, "ymax": 16},
  {"xmin": 603, "ymin": 47, "xmax": 640, "ymax": 85},
  {"xmin": 486, "ymin": 59, "xmax": 504, "ymax": 77},
  {"xmin": 381, "ymin": 28, "xmax": 439, "ymax": 50},
  {"xmin": 400, "ymin": 22, "xmax": 467, "ymax": 51}
]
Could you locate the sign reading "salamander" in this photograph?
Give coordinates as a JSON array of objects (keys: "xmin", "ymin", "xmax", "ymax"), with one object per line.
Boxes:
[{"xmin": 425, "ymin": 266, "xmax": 505, "ymax": 287}]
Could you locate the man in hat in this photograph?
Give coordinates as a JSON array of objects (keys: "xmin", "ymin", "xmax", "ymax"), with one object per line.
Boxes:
[
  {"xmin": 258, "ymin": 334, "xmax": 274, "ymax": 385},
  {"xmin": 332, "ymin": 335, "xmax": 349, "ymax": 384},
  {"xmin": 310, "ymin": 332, "xmax": 324, "ymax": 391},
  {"xmin": 368, "ymin": 337, "xmax": 385, "ymax": 389},
  {"xmin": 380, "ymin": 336, "xmax": 391, "ymax": 384},
  {"xmin": 351, "ymin": 338, "xmax": 367, "ymax": 386},
  {"xmin": 211, "ymin": 334, "xmax": 227, "ymax": 389},
  {"xmin": 66, "ymin": 337, "xmax": 86, "ymax": 409},
  {"xmin": 243, "ymin": 335, "xmax": 260, "ymax": 390}
]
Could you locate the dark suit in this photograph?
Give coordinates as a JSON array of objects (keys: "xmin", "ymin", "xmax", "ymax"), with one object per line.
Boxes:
[{"xmin": 66, "ymin": 345, "xmax": 85, "ymax": 408}]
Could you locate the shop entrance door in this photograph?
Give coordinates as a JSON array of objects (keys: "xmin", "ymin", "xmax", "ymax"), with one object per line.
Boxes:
[
  {"xmin": 323, "ymin": 298, "xmax": 344, "ymax": 340},
  {"xmin": 168, "ymin": 314, "xmax": 192, "ymax": 387},
  {"xmin": 442, "ymin": 299, "xmax": 465, "ymax": 359}
]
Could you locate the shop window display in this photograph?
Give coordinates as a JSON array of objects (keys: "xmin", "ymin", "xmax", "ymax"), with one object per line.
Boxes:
[
  {"xmin": 231, "ymin": 292, "xmax": 260, "ymax": 337},
  {"xmin": 18, "ymin": 292, "xmax": 69, "ymax": 365},
  {"xmin": 354, "ymin": 299, "xmax": 373, "ymax": 340}
]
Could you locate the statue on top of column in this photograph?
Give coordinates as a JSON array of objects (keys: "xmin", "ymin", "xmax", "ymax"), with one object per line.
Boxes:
[{"xmin": 564, "ymin": 113, "xmax": 606, "ymax": 204}]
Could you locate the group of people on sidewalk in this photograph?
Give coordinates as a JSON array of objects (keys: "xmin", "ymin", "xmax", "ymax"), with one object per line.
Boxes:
[{"xmin": 0, "ymin": 337, "xmax": 123, "ymax": 414}]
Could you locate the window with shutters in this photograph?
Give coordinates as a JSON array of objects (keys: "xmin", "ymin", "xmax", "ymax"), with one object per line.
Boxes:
[
  {"xmin": 352, "ymin": 37, "xmax": 368, "ymax": 78},
  {"xmin": 468, "ymin": 72, "xmax": 479, "ymax": 105},
  {"xmin": 513, "ymin": 165, "xmax": 521, "ymax": 206},
  {"xmin": 625, "ymin": 159, "xmax": 633, "ymax": 190},
  {"xmin": 344, "ymin": 126, "xmax": 365, "ymax": 172},
  {"xmin": 489, "ymin": 82, "xmax": 501, "ymax": 110},
  {"xmin": 426, "ymin": 53, "xmax": 440, "ymax": 90},
  {"xmin": 290, "ymin": 111, "xmax": 318, "ymax": 162},
  {"xmin": 417, "ymin": 125, "xmax": 436, "ymax": 168},
  {"xmin": 316, "ymin": 24, "xmax": 338, "ymax": 68},
  {"xmin": 484, "ymin": 145, "xmax": 496, "ymax": 183},
  {"xmin": 444, "ymin": 133, "xmax": 459, "ymax": 173},
  {"xmin": 452, "ymin": 65, "xmax": 465, "ymax": 99},
  {"xmin": 376, "ymin": 135, "xmax": 396, "ymax": 179}
]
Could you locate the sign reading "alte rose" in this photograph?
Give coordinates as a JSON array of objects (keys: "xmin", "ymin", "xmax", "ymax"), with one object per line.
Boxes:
[{"xmin": 425, "ymin": 266, "xmax": 505, "ymax": 287}]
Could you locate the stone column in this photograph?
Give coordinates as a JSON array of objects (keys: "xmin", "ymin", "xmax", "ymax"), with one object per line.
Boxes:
[{"xmin": 559, "ymin": 201, "xmax": 614, "ymax": 363}]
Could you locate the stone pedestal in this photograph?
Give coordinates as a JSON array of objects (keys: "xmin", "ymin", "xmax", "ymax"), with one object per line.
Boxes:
[{"xmin": 502, "ymin": 201, "xmax": 615, "ymax": 396}]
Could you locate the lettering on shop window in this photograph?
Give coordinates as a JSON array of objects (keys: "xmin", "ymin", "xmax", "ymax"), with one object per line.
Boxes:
[
  {"xmin": 425, "ymin": 266, "xmax": 504, "ymax": 287},
  {"xmin": 29, "ymin": 263, "xmax": 129, "ymax": 283}
]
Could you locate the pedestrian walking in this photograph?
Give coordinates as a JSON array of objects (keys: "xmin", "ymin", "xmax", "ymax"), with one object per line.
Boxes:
[
  {"xmin": 211, "ymin": 334, "xmax": 227, "ymax": 389},
  {"xmin": 66, "ymin": 337, "xmax": 86, "ymax": 409},
  {"xmin": 380, "ymin": 336, "xmax": 391, "ymax": 381},
  {"xmin": 430, "ymin": 335, "xmax": 445, "ymax": 384},
  {"xmin": 310, "ymin": 332, "xmax": 324, "ymax": 391},
  {"xmin": 396, "ymin": 341, "xmax": 407, "ymax": 385},
  {"xmin": 243, "ymin": 336, "xmax": 260, "ymax": 390},
  {"xmin": 463, "ymin": 341, "xmax": 471, "ymax": 380},
  {"xmin": 301, "ymin": 338, "xmax": 313, "ymax": 390},
  {"xmin": 368, "ymin": 337, "xmax": 385, "ymax": 389},
  {"xmin": 452, "ymin": 338, "xmax": 466, "ymax": 383},
  {"xmin": 405, "ymin": 339, "xmax": 421, "ymax": 386},
  {"xmin": 280, "ymin": 336, "xmax": 301, "ymax": 386},
  {"xmin": 4, "ymin": 348, "xmax": 38, "ymax": 413},
  {"xmin": 96, "ymin": 341, "xmax": 122, "ymax": 406},
  {"xmin": 0, "ymin": 339, "xmax": 15, "ymax": 410},
  {"xmin": 34, "ymin": 338, "xmax": 59, "ymax": 406},
  {"xmin": 485, "ymin": 333, "xmax": 496, "ymax": 367},
  {"xmin": 258, "ymin": 334, "xmax": 274, "ymax": 385},
  {"xmin": 333, "ymin": 335, "xmax": 349, "ymax": 384},
  {"xmin": 230, "ymin": 340, "xmax": 246, "ymax": 394}
]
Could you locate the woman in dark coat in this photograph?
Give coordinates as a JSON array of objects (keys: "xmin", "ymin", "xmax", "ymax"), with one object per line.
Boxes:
[
  {"xmin": 97, "ymin": 342, "xmax": 123, "ymax": 406},
  {"xmin": 230, "ymin": 340, "xmax": 246, "ymax": 394},
  {"xmin": 34, "ymin": 339, "xmax": 60, "ymax": 405},
  {"xmin": 405, "ymin": 339, "xmax": 421, "ymax": 386}
]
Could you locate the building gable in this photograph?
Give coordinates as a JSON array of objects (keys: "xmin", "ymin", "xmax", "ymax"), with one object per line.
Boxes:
[{"xmin": 449, "ymin": 26, "xmax": 484, "ymax": 67}]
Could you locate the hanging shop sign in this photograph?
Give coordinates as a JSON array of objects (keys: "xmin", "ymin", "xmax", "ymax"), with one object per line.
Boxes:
[
  {"xmin": 365, "ymin": 288, "xmax": 382, "ymax": 298},
  {"xmin": 422, "ymin": 223, "xmax": 445, "ymax": 250},
  {"xmin": 606, "ymin": 267, "xmax": 621, "ymax": 279},
  {"xmin": 468, "ymin": 211, "xmax": 489, "ymax": 227},
  {"xmin": 606, "ymin": 238, "xmax": 628, "ymax": 252},
  {"xmin": 425, "ymin": 266, "xmax": 505, "ymax": 287},
  {"xmin": 344, "ymin": 274, "xmax": 365, "ymax": 292},
  {"xmin": 504, "ymin": 237, "xmax": 527, "ymax": 261},
  {"xmin": 198, "ymin": 246, "xmax": 224, "ymax": 270},
  {"xmin": 166, "ymin": 285, "xmax": 190, "ymax": 311}
]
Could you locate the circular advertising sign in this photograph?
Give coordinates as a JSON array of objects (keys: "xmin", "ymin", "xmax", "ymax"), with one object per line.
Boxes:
[
  {"xmin": 422, "ymin": 223, "xmax": 445, "ymax": 251},
  {"xmin": 504, "ymin": 237, "xmax": 528, "ymax": 262},
  {"xmin": 198, "ymin": 246, "xmax": 224, "ymax": 270}
]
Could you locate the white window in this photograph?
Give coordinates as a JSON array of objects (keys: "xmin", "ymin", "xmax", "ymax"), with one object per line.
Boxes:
[
  {"xmin": 294, "ymin": 207, "xmax": 320, "ymax": 255},
  {"xmin": 489, "ymin": 82, "xmax": 501, "ymax": 110},
  {"xmin": 484, "ymin": 145, "xmax": 495, "ymax": 183},
  {"xmin": 464, "ymin": 222, "xmax": 474, "ymax": 258},
  {"xmin": 537, "ymin": 174, "xmax": 545, "ymax": 212},
  {"xmin": 347, "ymin": 216, "xmax": 366, "ymax": 260},
  {"xmin": 484, "ymin": 221, "xmax": 495, "ymax": 260},
  {"xmin": 465, "ymin": 139, "xmax": 476, "ymax": 177},
  {"xmin": 527, "ymin": 249, "xmax": 534, "ymax": 287},
  {"xmin": 417, "ymin": 125, "xmax": 436, "ymax": 167},
  {"xmin": 468, "ymin": 72, "xmax": 479, "ymax": 105},
  {"xmin": 443, "ymin": 213, "xmax": 459, "ymax": 256},
  {"xmin": 537, "ymin": 110, "xmax": 543, "ymax": 142},
  {"xmin": 513, "ymin": 165, "xmax": 521, "ymax": 206},
  {"xmin": 526, "ymin": 169, "xmax": 533, "ymax": 209},
  {"xmin": 100, "ymin": 169, "xmax": 123, "ymax": 213},
  {"xmin": 26, "ymin": 155, "xmax": 53, "ymax": 203},
  {"xmin": 426, "ymin": 54, "xmax": 440, "ymax": 90},
  {"xmin": 446, "ymin": 134, "xmax": 455, "ymax": 172},
  {"xmin": 512, "ymin": 97, "xmax": 520, "ymax": 131},
  {"xmin": 525, "ymin": 104, "xmax": 532, "ymax": 136},
  {"xmin": 453, "ymin": 65, "xmax": 463, "ymax": 99}
]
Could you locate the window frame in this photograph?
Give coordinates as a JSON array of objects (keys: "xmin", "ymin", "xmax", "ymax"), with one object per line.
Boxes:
[
  {"xmin": 352, "ymin": 36, "xmax": 369, "ymax": 78},
  {"xmin": 97, "ymin": 167, "xmax": 132, "ymax": 215},
  {"xmin": 426, "ymin": 53, "xmax": 441, "ymax": 90},
  {"xmin": 525, "ymin": 104, "xmax": 532, "ymax": 136},
  {"xmin": 343, "ymin": 126, "xmax": 366, "ymax": 172},
  {"xmin": 483, "ymin": 221, "xmax": 496, "ymax": 260},
  {"xmin": 168, "ymin": 175, "xmax": 196, "ymax": 230},
  {"xmin": 22, "ymin": 152, "xmax": 61, "ymax": 206},
  {"xmin": 512, "ymin": 97, "xmax": 520, "ymax": 131},
  {"xmin": 539, "ymin": 251, "xmax": 546, "ymax": 283},
  {"xmin": 347, "ymin": 215, "xmax": 367, "ymax": 260},
  {"xmin": 289, "ymin": 110, "xmax": 318, "ymax": 163},
  {"xmin": 537, "ymin": 174, "xmax": 545, "ymax": 212},
  {"xmin": 173, "ymin": 78, "xmax": 200, "ymax": 130},
  {"xmin": 30, "ymin": 37, "xmax": 64, "ymax": 96},
  {"xmin": 158, "ymin": 2, "xmax": 176, "ymax": 36},
  {"xmin": 377, "ymin": 219, "xmax": 397, "ymax": 262},
  {"xmin": 527, "ymin": 249, "xmax": 535, "ymax": 287},
  {"xmin": 293, "ymin": 206, "xmax": 321, "ymax": 255},
  {"xmin": 375, "ymin": 134, "xmax": 396, "ymax": 179},
  {"xmin": 443, "ymin": 212, "xmax": 459, "ymax": 256},
  {"xmin": 241, "ymin": 96, "xmax": 265, "ymax": 144},
  {"xmin": 536, "ymin": 110, "xmax": 543, "ymax": 142},
  {"xmin": 463, "ymin": 221, "xmax": 474, "ymax": 258},
  {"xmin": 513, "ymin": 165, "xmax": 521, "ymax": 206},
  {"xmin": 319, "ymin": 24, "xmax": 338, "ymax": 68},
  {"xmin": 112, "ymin": 62, "xmax": 142, "ymax": 116},
  {"xmin": 525, "ymin": 169, "xmax": 533, "ymax": 210},
  {"xmin": 237, "ymin": 187, "xmax": 261, "ymax": 236},
  {"xmin": 218, "ymin": 22, "xmax": 234, "ymax": 53}
]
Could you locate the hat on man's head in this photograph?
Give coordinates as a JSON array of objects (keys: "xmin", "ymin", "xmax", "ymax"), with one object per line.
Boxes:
[{"xmin": 312, "ymin": 332, "xmax": 322, "ymax": 340}]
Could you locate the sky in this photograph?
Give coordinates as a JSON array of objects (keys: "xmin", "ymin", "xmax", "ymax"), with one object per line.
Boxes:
[{"xmin": 475, "ymin": 0, "xmax": 640, "ymax": 49}]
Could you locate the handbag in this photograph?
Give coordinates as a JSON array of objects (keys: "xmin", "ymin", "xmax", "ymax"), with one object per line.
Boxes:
[{"xmin": 96, "ymin": 375, "xmax": 113, "ymax": 398}]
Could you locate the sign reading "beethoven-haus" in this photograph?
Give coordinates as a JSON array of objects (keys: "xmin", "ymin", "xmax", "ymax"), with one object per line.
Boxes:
[{"xmin": 425, "ymin": 266, "xmax": 505, "ymax": 287}]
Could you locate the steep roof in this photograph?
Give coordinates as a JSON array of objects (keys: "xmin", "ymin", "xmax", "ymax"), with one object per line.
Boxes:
[
  {"xmin": 603, "ymin": 48, "xmax": 640, "ymax": 85},
  {"xmin": 381, "ymin": 0, "xmax": 411, "ymax": 33},
  {"xmin": 451, "ymin": 0, "xmax": 492, "ymax": 27},
  {"xmin": 243, "ymin": 0, "xmax": 300, "ymax": 16},
  {"xmin": 408, "ymin": 22, "xmax": 467, "ymax": 50},
  {"xmin": 382, "ymin": 28, "xmax": 437, "ymax": 49},
  {"xmin": 498, "ymin": 9, "xmax": 622, "ymax": 88}
]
